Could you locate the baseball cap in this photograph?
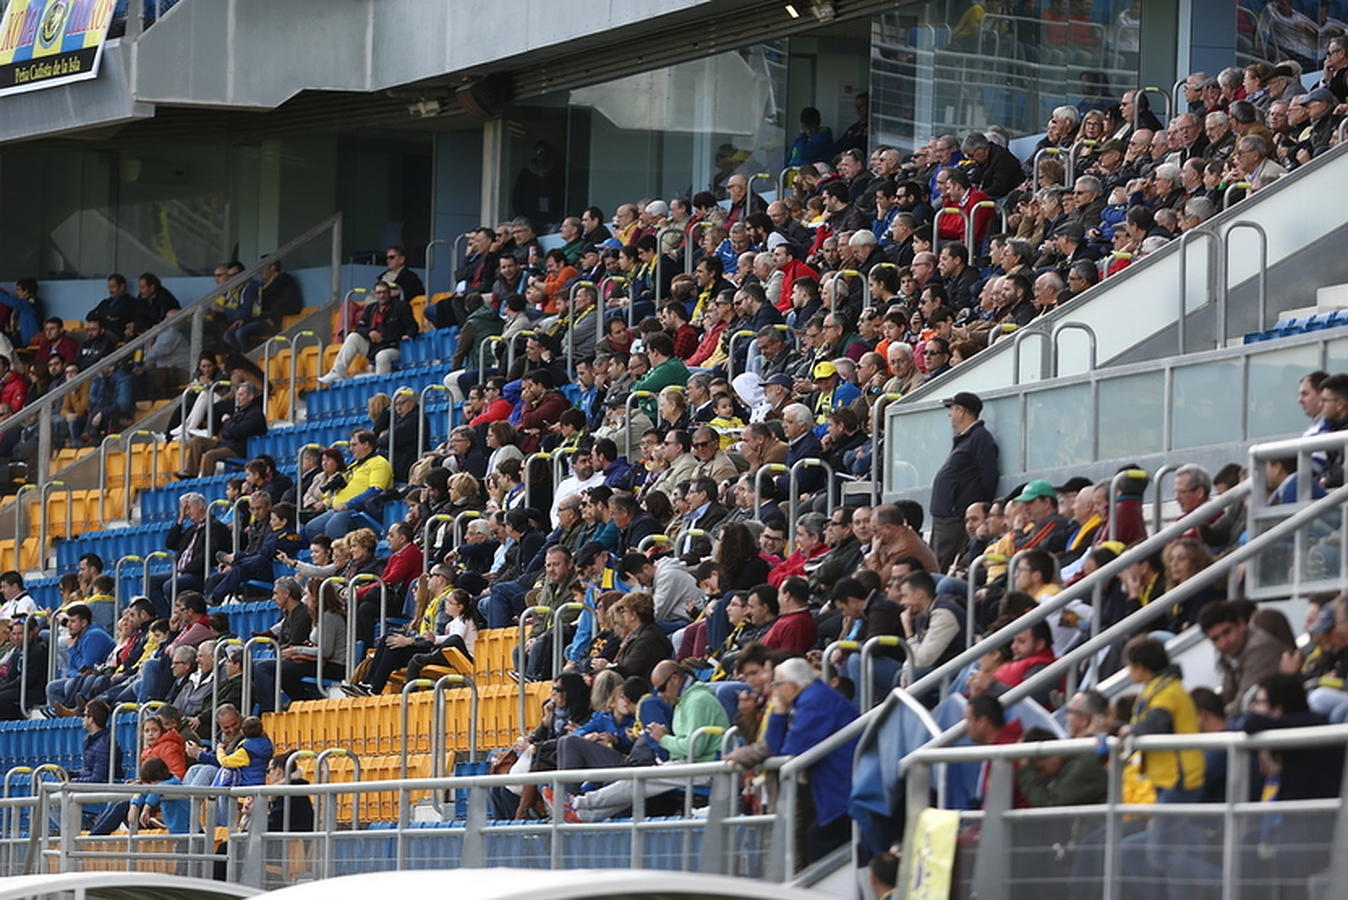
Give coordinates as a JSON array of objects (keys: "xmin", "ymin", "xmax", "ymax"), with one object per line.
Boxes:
[
  {"xmin": 1054, "ymin": 476, "xmax": 1094, "ymax": 494},
  {"xmin": 812, "ymin": 361, "xmax": 838, "ymax": 379},
  {"xmin": 941, "ymin": 391, "xmax": 983, "ymax": 417},
  {"xmin": 1305, "ymin": 87, "xmax": 1337, "ymax": 106},
  {"xmin": 1056, "ymin": 221, "xmax": 1086, "ymax": 241},
  {"xmin": 1308, "ymin": 604, "xmax": 1337, "ymax": 635},
  {"xmin": 764, "ymin": 373, "xmax": 794, "ymax": 389},
  {"xmin": 1016, "ymin": 480, "xmax": 1058, "ymax": 502}
]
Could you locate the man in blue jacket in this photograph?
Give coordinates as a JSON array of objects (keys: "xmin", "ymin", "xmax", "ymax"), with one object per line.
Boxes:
[
  {"xmin": 45, "ymin": 604, "xmax": 115, "ymax": 710},
  {"xmin": 764, "ymin": 656, "xmax": 858, "ymax": 863}
]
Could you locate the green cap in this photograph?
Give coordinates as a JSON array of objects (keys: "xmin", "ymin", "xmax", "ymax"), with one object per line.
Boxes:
[{"xmin": 1015, "ymin": 479, "xmax": 1058, "ymax": 502}]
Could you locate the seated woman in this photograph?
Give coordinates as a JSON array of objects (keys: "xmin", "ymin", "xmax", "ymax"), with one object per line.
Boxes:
[
  {"xmin": 491, "ymin": 672, "xmax": 593, "ymax": 819},
  {"xmin": 346, "ymin": 570, "xmax": 476, "ymax": 695}
]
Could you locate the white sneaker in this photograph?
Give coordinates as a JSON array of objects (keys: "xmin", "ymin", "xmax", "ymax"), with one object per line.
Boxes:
[
  {"xmin": 187, "ymin": 428, "xmax": 210, "ymax": 439},
  {"xmin": 317, "ymin": 371, "xmax": 343, "ymax": 385}
]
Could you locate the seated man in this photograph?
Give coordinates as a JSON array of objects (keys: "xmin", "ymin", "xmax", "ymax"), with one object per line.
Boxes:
[
  {"xmin": 178, "ymin": 382, "xmax": 267, "ymax": 479},
  {"xmin": 318, "ymin": 282, "xmax": 416, "ymax": 383},
  {"xmin": 45, "ymin": 604, "xmax": 115, "ymax": 712},
  {"xmin": 559, "ymin": 660, "xmax": 729, "ymax": 821},
  {"xmin": 0, "ymin": 616, "xmax": 47, "ymax": 720},
  {"xmin": 207, "ymin": 501, "xmax": 303, "ymax": 604},
  {"xmin": 148, "ymin": 493, "xmax": 230, "ymax": 616}
]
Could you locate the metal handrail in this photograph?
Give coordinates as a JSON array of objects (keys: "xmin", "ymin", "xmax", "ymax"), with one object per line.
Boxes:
[
  {"xmin": 316, "ymin": 747, "xmax": 362, "ymax": 832},
  {"xmin": 122, "ymin": 430, "xmax": 159, "ymax": 521},
  {"xmin": 686, "ymin": 224, "xmax": 714, "ymax": 276},
  {"xmin": 477, "ymin": 335, "xmax": 503, "ymax": 380},
  {"xmin": 725, "ymin": 329, "xmax": 757, "ymax": 384},
  {"xmin": 550, "ymin": 446, "xmax": 578, "ymax": 494},
  {"xmin": 1049, "ymin": 321, "xmax": 1098, "ymax": 377},
  {"xmin": 96, "ymin": 436, "xmax": 121, "ymax": 524},
  {"xmin": 242, "ymin": 635, "xmax": 281, "ymax": 716},
  {"xmin": 432, "ymin": 673, "xmax": 479, "ymax": 766},
  {"xmin": 420, "ymin": 513, "xmax": 452, "ymax": 574},
  {"xmin": 418, "ymin": 383, "xmax": 450, "ymax": 460},
  {"xmin": 134, "ymin": 700, "xmax": 168, "ymax": 764},
  {"xmin": 931, "ymin": 205, "xmax": 972, "ymax": 259},
  {"xmin": 348, "ymin": 573, "xmax": 388, "ymax": 662},
  {"xmin": 229, "ymin": 496, "xmax": 248, "ymax": 555},
  {"xmin": 450, "ymin": 510, "xmax": 481, "ymax": 554},
  {"xmin": 1133, "ymin": 85, "xmax": 1173, "ymax": 129},
  {"xmin": 113, "ymin": 554, "xmax": 143, "ymax": 612},
  {"xmin": 964, "ymin": 553, "xmax": 1001, "ymax": 648},
  {"xmin": 17, "ymin": 611, "xmax": 48, "ymax": 715},
  {"xmin": 653, "ymin": 229, "xmax": 683, "ymax": 305},
  {"xmin": 1150, "ymin": 463, "xmax": 1178, "ymax": 533},
  {"xmin": 869, "ymin": 393, "xmax": 903, "ymax": 506},
  {"xmin": 753, "ymin": 463, "xmax": 788, "ymax": 512},
  {"xmin": 210, "ymin": 638, "xmax": 243, "ymax": 747},
  {"xmin": 550, "ymin": 602, "xmax": 586, "ymax": 679},
  {"xmin": 516, "ymin": 606, "xmax": 550, "ymax": 736},
  {"xmin": 1010, "ymin": 324, "xmax": 1050, "ymax": 385},
  {"xmin": 1176, "ymin": 226, "xmax": 1219, "ymax": 353},
  {"xmin": 677, "ymin": 527, "xmax": 706, "ymax": 557},
  {"xmin": 1222, "ymin": 179, "xmax": 1253, "ymax": 210},
  {"xmin": 288, "ymin": 330, "xmax": 322, "ymax": 421},
  {"xmin": 109, "ymin": 702, "xmax": 139, "ymax": 783},
  {"xmin": 141, "ymin": 551, "xmax": 174, "ymax": 605},
  {"xmin": 859, "ymin": 635, "xmax": 914, "ymax": 711},
  {"xmin": 1219, "ymin": 220, "xmax": 1268, "ymax": 340},
  {"xmin": 637, "ymin": 534, "xmax": 672, "ymax": 553},
  {"xmin": 399, "ymin": 678, "xmax": 434, "ymax": 781},
  {"xmin": 283, "ymin": 749, "xmax": 320, "ymax": 834},
  {"xmin": 36, "ymin": 478, "xmax": 70, "ymax": 572},
  {"xmin": 826, "ymin": 269, "xmax": 861, "ymax": 313},
  {"xmin": 1031, "ymin": 146, "xmax": 1069, "ymax": 189},
  {"xmin": 294, "ymin": 442, "xmax": 322, "ymax": 506},
  {"xmin": 522, "ymin": 451, "xmax": 552, "ymax": 515},
  {"xmin": 425, "ymin": 235, "xmax": 460, "ymax": 298},
  {"xmin": 622, "ymin": 391, "xmax": 654, "ymax": 462},
  {"xmin": 778, "ymin": 166, "xmax": 796, "ymax": 197},
  {"xmin": 261, "ymin": 334, "xmax": 291, "ymax": 419},
  {"xmin": 787, "ymin": 459, "xmax": 834, "ymax": 551},
  {"xmin": 820, "ymin": 639, "xmax": 859, "ymax": 684},
  {"xmin": 204, "ymin": 499, "xmax": 232, "ymax": 576},
  {"xmin": 565, "ymin": 280, "xmax": 599, "ymax": 374},
  {"xmin": 340, "ymin": 288, "xmax": 368, "ymax": 341}
]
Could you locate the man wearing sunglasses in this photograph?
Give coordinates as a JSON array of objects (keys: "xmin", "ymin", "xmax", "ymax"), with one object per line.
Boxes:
[{"xmin": 376, "ymin": 246, "xmax": 424, "ymax": 303}]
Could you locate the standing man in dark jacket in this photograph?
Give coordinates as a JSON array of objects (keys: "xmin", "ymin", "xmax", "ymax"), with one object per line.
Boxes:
[
  {"xmin": 180, "ymin": 382, "xmax": 268, "ymax": 478},
  {"xmin": 929, "ymin": 392, "xmax": 999, "ymax": 571},
  {"xmin": 318, "ymin": 282, "xmax": 416, "ymax": 384}
]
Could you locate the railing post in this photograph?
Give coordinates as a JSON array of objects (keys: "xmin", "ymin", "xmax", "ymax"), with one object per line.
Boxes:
[
  {"xmin": 424, "ymin": 237, "xmax": 455, "ymax": 298},
  {"xmin": 241, "ymin": 635, "xmax": 279, "ymax": 715},
  {"xmin": 261, "ymin": 334, "xmax": 291, "ymax": 418},
  {"xmin": 787, "ymin": 459, "xmax": 835, "ymax": 550},
  {"xmin": 517, "ymin": 607, "xmax": 550, "ymax": 734},
  {"xmin": 141, "ymin": 551, "xmax": 174, "ymax": 606},
  {"xmin": 622, "ymin": 391, "xmax": 654, "ymax": 462},
  {"xmin": 211, "ymin": 638, "xmax": 243, "ymax": 747},
  {"xmin": 114, "ymin": 554, "xmax": 144, "ymax": 612},
  {"xmin": 550, "ymin": 602, "xmax": 585, "ymax": 679},
  {"xmin": 96, "ymin": 435, "xmax": 121, "ymax": 524},
  {"xmin": 109, "ymin": 702, "xmax": 138, "ymax": 783},
  {"xmin": 725, "ymin": 329, "xmax": 757, "ymax": 384},
  {"xmin": 289, "ymin": 330, "xmax": 322, "ymax": 422},
  {"xmin": 860, "ymin": 635, "xmax": 912, "ymax": 710},
  {"xmin": 820, "ymin": 639, "xmax": 859, "ymax": 685},
  {"xmin": 477, "ymin": 335, "xmax": 503, "ymax": 382},
  {"xmin": 869, "ymin": 393, "xmax": 904, "ymax": 506},
  {"xmin": 432, "ymin": 673, "xmax": 478, "ymax": 767},
  {"xmin": 420, "ymin": 513, "xmax": 453, "ymax": 574},
  {"xmin": 1011, "ymin": 325, "xmax": 1050, "ymax": 385},
  {"xmin": 753, "ymin": 463, "xmax": 788, "ymax": 513},
  {"xmin": 1220, "ymin": 220, "xmax": 1268, "ymax": 342},
  {"xmin": 283, "ymin": 749, "xmax": 318, "ymax": 834},
  {"xmin": 419, "ymin": 383, "xmax": 449, "ymax": 457},
  {"xmin": 123, "ymin": 429, "xmax": 159, "ymax": 524},
  {"xmin": 522, "ymin": 451, "xmax": 553, "ymax": 515},
  {"xmin": 399, "ymin": 678, "xmax": 435, "ymax": 781},
  {"xmin": 1108, "ymin": 468, "xmax": 1147, "ymax": 543},
  {"xmin": 1150, "ymin": 464, "xmax": 1177, "ymax": 533},
  {"xmin": 1049, "ymin": 321, "xmax": 1098, "ymax": 378},
  {"xmin": 341, "ymin": 288, "xmax": 368, "ymax": 339}
]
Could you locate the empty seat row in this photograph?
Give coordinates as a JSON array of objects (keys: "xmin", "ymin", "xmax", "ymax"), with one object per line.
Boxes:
[{"xmin": 1244, "ymin": 308, "xmax": 1348, "ymax": 344}]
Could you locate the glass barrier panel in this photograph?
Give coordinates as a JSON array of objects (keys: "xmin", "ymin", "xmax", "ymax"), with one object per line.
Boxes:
[
  {"xmin": 1025, "ymin": 383, "xmax": 1090, "ymax": 471},
  {"xmin": 1247, "ymin": 344, "xmax": 1319, "ymax": 439},
  {"xmin": 888, "ymin": 406, "xmax": 950, "ymax": 490},
  {"xmin": 982, "ymin": 395, "xmax": 1023, "ymax": 476},
  {"xmin": 1325, "ymin": 336, "xmax": 1348, "ymax": 373},
  {"xmin": 1171, "ymin": 359, "xmax": 1242, "ymax": 450},
  {"xmin": 1097, "ymin": 370, "xmax": 1164, "ymax": 459}
]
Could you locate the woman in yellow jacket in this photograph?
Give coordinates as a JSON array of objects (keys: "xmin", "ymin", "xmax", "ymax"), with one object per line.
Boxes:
[
  {"xmin": 1119, "ymin": 636, "xmax": 1214, "ymax": 900},
  {"xmin": 304, "ymin": 429, "xmax": 393, "ymax": 539}
]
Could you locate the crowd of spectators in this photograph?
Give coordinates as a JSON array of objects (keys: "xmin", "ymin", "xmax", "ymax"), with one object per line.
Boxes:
[{"xmin": 0, "ymin": 35, "xmax": 1345, "ymax": 862}]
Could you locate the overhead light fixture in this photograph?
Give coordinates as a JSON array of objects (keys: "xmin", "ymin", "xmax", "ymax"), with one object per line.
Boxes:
[
  {"xmin": 784, "ymin": 3, "xmax": 800, "ymax": 17},
  {"xmin": 407, "ymin": 98, "xmax": 445, "ymax": 118},
  {"xmin": 810, "ymin": 1, "xmax": 835, "ymax": 21}
]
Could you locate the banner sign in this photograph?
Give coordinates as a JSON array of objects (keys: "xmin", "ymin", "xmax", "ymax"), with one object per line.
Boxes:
[
  {"xmin": 0, "ymin": 0, "xmax": 117, "ymax": 97},
  {"xmin": 897, "ymin": 807, "xmax": 960, "ymax": 900}
]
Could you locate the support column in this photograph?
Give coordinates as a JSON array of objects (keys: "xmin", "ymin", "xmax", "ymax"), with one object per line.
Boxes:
[{"xmin": 480, "ymin": 119, "xmax": 504, "ymax": 227}]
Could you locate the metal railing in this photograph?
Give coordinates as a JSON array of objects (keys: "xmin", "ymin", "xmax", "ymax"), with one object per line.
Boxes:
[{"xmin": 901, "ymin": 725, "xmax": 1348, "ymax": 900}]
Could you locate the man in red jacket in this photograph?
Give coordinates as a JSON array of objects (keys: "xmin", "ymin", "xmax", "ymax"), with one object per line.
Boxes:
[
  {"xmin": 934, "ymin": 168, "xmax": 993, "ymax": 249},
  {"xmin": 355, "ymin": 521, "xmax": 423, "ymax": 650},
  {"xmin": 0, "ymin": 355, "xmax": 27, "ymax": 412},
  {"xmin": 516, "ymin": 369, "xmax": 569, "ymax": 454},
  {"xmin": 763, "ymin": 576, "xmax": 818, "ymax": 654}
]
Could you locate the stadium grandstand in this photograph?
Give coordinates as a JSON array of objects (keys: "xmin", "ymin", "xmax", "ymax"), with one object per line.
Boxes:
[{"xmin": 0, "ymin": 0, "xmax": 1344, "ymax": 897}]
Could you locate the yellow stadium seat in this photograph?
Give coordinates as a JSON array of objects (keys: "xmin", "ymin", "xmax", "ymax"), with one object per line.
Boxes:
[
  {"xmin": 103, "ymin": 450, "xmax": 127, "ymax": 489},
  {"xmin": 128, "ymin": 444, "xmax": 156, "ymax": 489},
  {"xmin": 280, "ymin": 306, "xmax": 319, "ymax": 333},
  {"xmin": 409, "ymin": 294, "xmax": 427, "ymax": 332},
  {"xmin": 268, "ymin": 390, "xmax": 290, "ymax": 422},
  {"xmin": 295, "ymin": 345, "xmax": 321, "ymax": 390},
  {"xmin": 0, "ymin": 541, "xmax": 16, "ymax": 571},
  {"xmin": 269, "ymin": 348, "xmax": 292, "ymax": 383},
  {"xmin": 20, "ymin": 538, "xmax": 39, "ymax": 571}
]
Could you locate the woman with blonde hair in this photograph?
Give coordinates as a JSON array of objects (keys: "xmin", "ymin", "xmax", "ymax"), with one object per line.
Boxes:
[{"xmin": 1160, "ymin": 538, "xmax": 1223, "ymax": 633}]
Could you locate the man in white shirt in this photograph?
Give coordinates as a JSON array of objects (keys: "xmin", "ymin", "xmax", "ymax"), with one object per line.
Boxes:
[
  {"xmin": 0, "ymin": 572, "xmax": 36, "ymax": 621},
  {"xmin": 550, "ymin": 445, "xmax": 604, "ymax": 525}
]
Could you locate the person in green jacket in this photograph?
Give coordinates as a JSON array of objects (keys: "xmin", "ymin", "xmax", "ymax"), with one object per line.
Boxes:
[
  {"xmin": 566, "ymin": 659, "xmax": 729, "ymax": 821},
  {"xmin": 448, "ymin": 292, "xmax": 506, "ymax": 401},
  {"xmin": 628, "ymin": 333, "xmax": 690, "ymax": 420}
]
